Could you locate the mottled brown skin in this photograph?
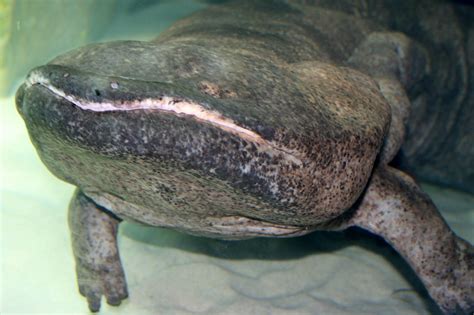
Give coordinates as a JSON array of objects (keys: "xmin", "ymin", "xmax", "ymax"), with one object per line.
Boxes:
[
  {"xmin": 15, "ymin": 0, "xmax": 473, "ymax": 314},
  {"xmin": 347, "ymin": 167, "xmax": 473, "ymax": 314}
]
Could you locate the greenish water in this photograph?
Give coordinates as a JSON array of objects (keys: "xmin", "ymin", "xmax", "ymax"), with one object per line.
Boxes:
[{"xmin": 2, "ymin": 0, "xmax": 206, "ymax": 96}]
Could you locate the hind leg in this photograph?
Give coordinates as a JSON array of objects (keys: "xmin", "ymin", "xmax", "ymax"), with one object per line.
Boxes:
[{"xmin": 347, "ymin": 166, "xmax": 473, "ymax": 314}]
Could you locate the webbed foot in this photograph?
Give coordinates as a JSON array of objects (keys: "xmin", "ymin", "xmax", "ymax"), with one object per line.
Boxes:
[{"xmin": 75, "ymin": 254, "xmax": 128, "ymax": 312}]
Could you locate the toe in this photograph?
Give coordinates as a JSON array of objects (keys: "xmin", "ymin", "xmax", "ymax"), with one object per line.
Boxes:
[{"xmin": 86, "ymin": 291, "xmax": 102, "ymax": 313}]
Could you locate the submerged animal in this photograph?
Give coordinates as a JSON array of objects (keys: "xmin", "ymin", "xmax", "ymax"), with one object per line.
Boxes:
[{"xmin": 15, "ymin": 0, "xmax": 473, "ymax": 314}]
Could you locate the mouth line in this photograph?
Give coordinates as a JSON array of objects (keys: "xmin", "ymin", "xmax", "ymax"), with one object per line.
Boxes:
[
  {"xmin": 27, "ymin": 71, "xmax": 263, "ymax": 136},
  {"xmin": 26, "ymin": 70, "xmax": 303, "ymax": 166}
]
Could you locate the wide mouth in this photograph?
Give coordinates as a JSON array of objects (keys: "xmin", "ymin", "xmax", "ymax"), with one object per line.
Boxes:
[
  {"xmin": 19, "ymin": 64, "xmax": 302, "ymax": 166},
  {"xmin": 25, "ymin": 67, "xmax": 263, "ymax": 132}
]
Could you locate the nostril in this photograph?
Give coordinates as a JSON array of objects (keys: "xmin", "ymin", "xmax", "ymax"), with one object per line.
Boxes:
[{"xmin": 94, "ymin": 89, "xmax": 101, "ymax": 97}]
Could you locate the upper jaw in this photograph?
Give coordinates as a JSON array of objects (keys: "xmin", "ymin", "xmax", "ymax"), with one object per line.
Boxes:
[{"xmin": 21, "ymin": 64, "xmax": 268, "ymax": 145}]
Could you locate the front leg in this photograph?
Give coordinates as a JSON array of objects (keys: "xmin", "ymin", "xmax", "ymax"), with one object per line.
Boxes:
[
  {"xmin": 348, "ymin": 166, "xmax": 473, "ymax": 315},
  {"xmin": 68, "ymin": 189, "xmax": 128, "ymax": 312}
]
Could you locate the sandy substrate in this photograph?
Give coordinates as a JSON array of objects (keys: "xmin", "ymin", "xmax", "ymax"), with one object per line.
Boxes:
[{"xmin": 2, "ymin": 93, "xmax": 473, "ymax": 315}]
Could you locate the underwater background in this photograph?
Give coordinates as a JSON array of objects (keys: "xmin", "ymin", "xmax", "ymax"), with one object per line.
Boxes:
[{"xmin": 1, "ymin": 1, "xmax": 473, "ymax": 314}]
